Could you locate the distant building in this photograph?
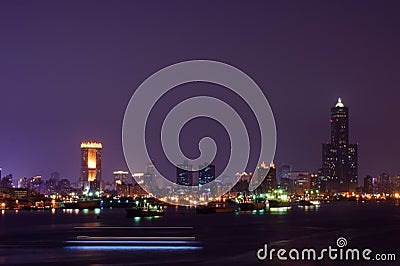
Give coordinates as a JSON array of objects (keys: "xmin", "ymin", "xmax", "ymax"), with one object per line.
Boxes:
[
  {"xmin": 132, "ymin": 183, "xmax": 148, "ymax": 196},
  {"xmin": 321, "ymin": 98, "xmax": 358, "ymax": 192},
  {"xmin": 18, "ymin": 177, "xmax": 28, "ymax": 188},
  {"xmin": 364, "ymin": 175, "xmax": 373, "ymax": 194},
  {"xmin": 0, "ymin": 174, "xmax": 13, "ymax": 189},
  {"xmin": 114, "ymin": 171, "xmax": 129, "ymax": 185},
  {"xmin": 236, "ymin": 172, "xmax": 251, "ymax": 183},
  {"xmin": 255, "ymin": 162, "xmax": 277, "ymax": 194},
  {"xmin": 176, "ymin": 161, "xmax": 194, "ymax": 186},
  {"xmin": 114, "ymin": 170, "xmax": 130, "ymax": 196},
  {"xmin": 58, "ymin": 179, "xmax": 71, "ymax": 196},
  {"xmin": 29, "ymin": 175, "xmax": 45, "ymax": 194},
  {"xmin": 377, "ymin": 173, "xmax": 391, "ymax": 194},
  {"xmin": 198, "ymin": 163, "xmax": 215, "ymax": 185},
  {"xmin": 279, "ymin": 164, "xmax": 291, "ymax": 184},
  {"xmin": 231, "ymin": 179, "xmax": 250, "ymax": 194},
  {"xmin": 45, "ymin": 177, "xmax": 58, "ymax": 195},
  {"xmin": 79, "ymin": 141, "xmax": 102, "ymax": 193},
  {"xmin": 391, "ymin": 176, "xmax": 400, "ymax": 193},
  {"xmin": 310, "ymin": 173, "xmax": 319, "ymax": 191},
  {"xmin": 288, "ymin": 171, "xmax": 310, "ymax": 195},
  {"xmin": 103, "ymin": 181, "xmax": 114, "ymax": 193},
  {"xmin": 50, "ymin": 172, "xmax": 60, "ymax": 182}
]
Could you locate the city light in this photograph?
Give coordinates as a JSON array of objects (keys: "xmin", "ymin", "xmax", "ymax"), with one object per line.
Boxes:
[{"xmin": 80, "ymin": 141, "xmax": 103, "ymax": 149}]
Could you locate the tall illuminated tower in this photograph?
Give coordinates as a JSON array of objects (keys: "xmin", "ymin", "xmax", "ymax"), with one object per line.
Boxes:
[
  {"xmin": 80, "ymin": 141, "xmax": 102, "ymax": 193},
  {"xmin": 322, "ymin": 98, "xmax": 358, "ymax": 192}
]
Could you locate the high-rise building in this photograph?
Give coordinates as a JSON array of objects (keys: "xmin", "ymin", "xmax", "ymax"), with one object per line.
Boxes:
[
  {"xmin": 364, "ymin": 175, "xmax": 373, "ymax": 194},
  {"xmin": 279, "ymin": 164, "xmax": 291, "ymax": 185},
  {"xmin": 29, "ymin": 175, "xmax": 45, "ymax": 193},
  {"xmin": 321, "ymin": 98, "xmax": 358, "ymax": 192},
  {"xmin": 50, "ymin": 171, "xmax": 60, "ymax": 182},
  {"xmin": 114, "ymin": 170, "xmax": 130, "ymax": 196},
  {"xmin": 45, "ymin": 177, "xmax": 58, "ymax": 195},
  {"xmin": 0, "ymin": 174, "xmax": 12, "ymax": 189},
  {"xmin": 58, "ymin": 178, "xmax": 71, "ymax": 196},
  {"xmin": 377, "ymin": 173, "xmax": 391, "ymax": 194},
  {"xmin": 114, "ymin": 171, "xmax": 129, "ymax": 185},
  {"xmin": 287, "ymin": 171, "xmax": 309, "ymax": 194},
  {"xmin": 255, "ymin": 162, "xmax": 277, "ymax": 194},
  {"xmin": 18, "ymin": 177, "xmax": 28, "ymax": 188},
  {"xmin": 80, "ymin": 141, "xmax": 102, "ymax": 193},
  {"xmin": 176, "ymin": 161, "xmax": 193, "ymax": 186},
  {"xmin": 198, "ymin": 163, "xmax": 215, "ymax": 185}
]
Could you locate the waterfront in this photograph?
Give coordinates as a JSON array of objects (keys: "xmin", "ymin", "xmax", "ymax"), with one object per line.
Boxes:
[{"xmin": 0, "ymin": 201, "xmax": 399, "ymax": 265}]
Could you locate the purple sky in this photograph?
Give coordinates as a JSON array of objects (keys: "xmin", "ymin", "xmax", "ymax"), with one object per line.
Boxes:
[{"xmin": 1, "ymin": 1, "xmax": 400, "ymax": 183}]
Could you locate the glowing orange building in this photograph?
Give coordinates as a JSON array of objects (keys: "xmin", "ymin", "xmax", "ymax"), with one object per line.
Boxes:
[{"xmin": 80, "ymin": 141, "xmax": 102, "ymax": 192}]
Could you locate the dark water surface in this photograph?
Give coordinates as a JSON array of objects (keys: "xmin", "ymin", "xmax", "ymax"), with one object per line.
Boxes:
[{"xmin": 0, "ymin": 201, "xmax": 399, "ymax": 265}]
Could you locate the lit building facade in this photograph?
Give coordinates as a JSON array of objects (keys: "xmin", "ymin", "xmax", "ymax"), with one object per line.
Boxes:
[
  {"xmin": 321, "ymin": 98, "xmax": 358, "ymax": 192},
  {"xmin": 80, "ymin": 141, "xmax": 102, "ymax": 193},
  {"xmin": 18, "ymin": 177, "xmax": 28, "ymax": 188},
  {"xmin": 285, "ymin": 171, "xmax": 309, "ymax": 194},
  {"xmin": 176, "ymin": 161, "xmax": 193, "ymax": 186},
  {"xmin": 198, "ymin": 163, "xmax": 215, "ymax": 185},
  {"xmin": 114, "ymin": 170, "xmax": 130, "ymax": 196}
]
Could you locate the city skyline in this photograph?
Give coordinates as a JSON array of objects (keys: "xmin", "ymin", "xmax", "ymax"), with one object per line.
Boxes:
[
  {"xmin": 1, "ymin": 1, "xmax": 400, "ymax": 181},
  {"xmin": 0, "ymin": 96, "xmax": 398, "ymax": 185}
]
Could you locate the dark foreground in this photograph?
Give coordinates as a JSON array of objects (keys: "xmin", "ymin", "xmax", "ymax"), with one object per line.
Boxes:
[{"xmin": 0, "ymin": 201, "xmax": 399, "ymax": 265}]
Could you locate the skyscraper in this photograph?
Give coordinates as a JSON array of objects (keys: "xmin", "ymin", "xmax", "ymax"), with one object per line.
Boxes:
[
  {"xmin": 80, "ymin": 141, "xmax": 102, "ymax": 193},
  {"xmin": 198, "ymin": 163, "xmax": 216, "ymax": 185},
  {"xmin": 321, "ymin": 98, "xmax": 358, "ymax": 192},
  {"xmin": 176, "ymin": 161, "xmax": 194, "ymax": 186}
]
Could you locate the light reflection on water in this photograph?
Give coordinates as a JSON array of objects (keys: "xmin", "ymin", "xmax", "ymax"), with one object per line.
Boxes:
[
  {"xmin": 301, "ymin": 205, "xmax": 321, "ymax": 212},
  {"xmin": 64, "ymin": 245, "xmax": 202, "ymax": 251},
  {"xmin": 0, "ymin": 204, "xmax": 324, "ymax": 218},
  {"xmin": 268, "ymin": 207, "xmax": 291, "ymax": 214},
  {"xmin": 0, "ymin": 202, "xmax": 399, "ymax": 265}
]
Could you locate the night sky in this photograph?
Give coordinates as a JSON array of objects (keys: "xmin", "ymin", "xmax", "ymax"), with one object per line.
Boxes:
[{"xmin": 1, "ymin": 1, "xmax": 399, "ymax": 183}]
